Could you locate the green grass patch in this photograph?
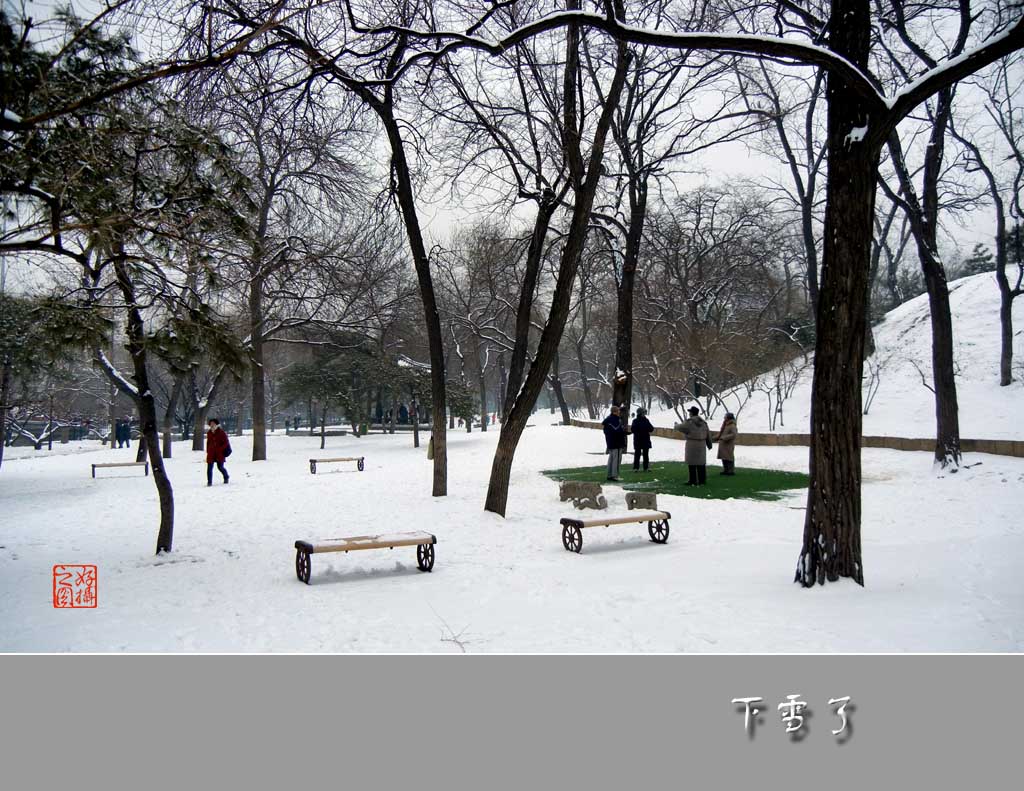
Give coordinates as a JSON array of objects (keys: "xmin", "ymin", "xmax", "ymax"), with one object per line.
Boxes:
[{"xmin": 543, "ymin": 460, "xmax": 809, "ymax": 501}]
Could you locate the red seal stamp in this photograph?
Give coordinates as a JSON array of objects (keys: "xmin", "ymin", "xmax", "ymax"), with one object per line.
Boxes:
[{"xmin": 53, "ymin": 565, "xmax": 98, "ymax": 608}]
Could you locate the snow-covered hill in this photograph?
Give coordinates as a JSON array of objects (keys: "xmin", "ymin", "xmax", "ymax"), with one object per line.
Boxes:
[{"xmin": 651, "ymin": 269, "xmax": 1023, "ymax": 440}]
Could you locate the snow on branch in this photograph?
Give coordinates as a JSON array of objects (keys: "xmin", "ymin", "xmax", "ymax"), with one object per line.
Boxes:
[
  {"xmin": 95, "ymin": 349, "xmax": 139, "ymax": 400},
  {"xmin": 887, "ymin": 18, "xmax": 1024, "ymax": 120},
  {"xmin": 340, "ymin": 4, "xmax": 1023, "ymax": 133},
  {"xmin": 342, "ymin": 7, "xmax": 886, "ymax": 109}
]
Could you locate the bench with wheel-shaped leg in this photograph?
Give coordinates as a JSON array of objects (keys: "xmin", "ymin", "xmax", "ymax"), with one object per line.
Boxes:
[
  {"xmin": 559, "ymin": 511, "xmax": 671, "ymax": 553},
  {"xmin": 308, "ymin": 456, "xmax": 365, "ymax": 474},
  {"xmin": 293, "ymin": 531, "xmax": 436, "ymax": 584}
]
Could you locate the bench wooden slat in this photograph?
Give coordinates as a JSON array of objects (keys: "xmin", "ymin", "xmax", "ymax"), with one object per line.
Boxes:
[
  {"xmin": 296, "ymin": 531, "xmax": 436, "ymax": 554},
  {"xmin": 309, "ymin": 456, "xmax": 365, "ymax": 473},
  {"xmin": 92, "ymin": 461, "xmax": 149, "ymax": 478},
  {"xmin": 294, "ymin": 531, "xmax": 436, "ymax": 583},
  {"xmin": 561, "ymin": 510, "xmax": 670, "ymax": 529}
]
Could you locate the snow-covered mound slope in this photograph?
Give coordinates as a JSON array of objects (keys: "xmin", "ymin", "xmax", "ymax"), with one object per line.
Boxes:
[{"xmin": 650, "ymin": 269, "xmax": 1023, "ymax": 440}]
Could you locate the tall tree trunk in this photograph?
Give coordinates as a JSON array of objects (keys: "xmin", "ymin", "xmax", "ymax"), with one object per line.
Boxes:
[
  {"xmin": 796, "ymin": 0, "xmax": 878, "ymax": 587},
  {"xmin": 476, "ymin": 338, "xmax": 488, "ymax": 432},
  {"xmin": 998, "ymin": 287, "xmax": 1014, "ymax": 386},
  {"xmin": 887, "ymin": 85, "xmax": 962, "ymax": 467},
  {"xmin": 192, "ymin": 409, "xmax": 207, "ymax": 452},
  {"xmin": 47, "ymin": 394, "xmax": 54, "ymax": 451},
  {"xmin": 801, "ymin": 193, "xmax": 820, "ymax": 316},
  {"xmin": 485, "ymin": 17, "xmax": 630, "ymax": 516},
  {"xmin": 320, "ymin": 405, "xmax": 326, "ymax": 450},
  {"xmin": 162, "ymin": 371, "xmax": 185, "ymax": 459},
  {"xmin": 575, "ymin": 339, "xmax": 597, "ymax": 419},
  {"xmin": 549, "ymin": 352, "xmax": 572, "ymax": 425},
  {"xmin": 113, "ymin": 258, "xmax": 174, "ymax": 554},
  {"xmin": 249, "ymin": 321, "xmax": 267, "ymax": 460},
  {"xmin": 0, "ymin": 357, "xmax": 10, "ymax": 470},
  {"xmin": 612, "ymin": 182, "xmax": 647, "ymax": 409},
  {"xmin": 379, "ymin": 106, "xmax": 448, "ymax": 496},
  {"xmin": 955, "ymin": 127, "xmax": 1019, "ymax": 387},
  {"xmin": 109, "ymin": 382, "xmax": 117, "ymax": 451},
  {"xmin": 503, "ymin": 194, "xmax": 559, "ymax": 419},
  {"xmin": 921, "ymin": 268, "xmax": 961, "ymax": 465},
  {"xmin": 497, "ymin": 353, "xmax": 508, "ymax": 416},
  {"xmin": 135, "ymin": 403, "xmax": 147, "ymax": 461},
  {"xmin": 996, "ymin": 222, "xmax": 1019, "ymax": 386}
]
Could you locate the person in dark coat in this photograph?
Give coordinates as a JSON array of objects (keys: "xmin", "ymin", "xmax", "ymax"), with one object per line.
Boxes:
[
  {"xmin": 205, "ymin": 418, "xmax": 231, "ymax": 486},
  {"xmin": 630, "ymin": 408, "xmax": 654, "ymax": 471},
  {"xmin": 716, "ymin": 413, "xmax": 738, "ymax": 476},
  {"xmin": 601, "ymin": 405, "xmax": 627, "ymax": 481},
  {"xmin": 678, "ymin": 405, "xmax": 709, "ymax": 486}
]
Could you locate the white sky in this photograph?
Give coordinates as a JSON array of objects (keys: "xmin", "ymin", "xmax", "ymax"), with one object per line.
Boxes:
[{"xmin": 3, "ymin": 0, "xmax": 1009, "ymax": 295}]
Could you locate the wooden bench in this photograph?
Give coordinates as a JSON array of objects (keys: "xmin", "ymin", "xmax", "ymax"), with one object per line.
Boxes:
[
  {"xmin": 309, "ymin": 456, "xmax": 364, "ymax": 474},
  {"xmin": 559, "ymin": 510, "xmax": 671, "ymax": 553},
  {"xmin": 293, "ymin": 531, "xmax": 436, "ymax": 584},
  {"xmin": 92, "ymin": 461, "xmax": 149, "ymax": 478}
]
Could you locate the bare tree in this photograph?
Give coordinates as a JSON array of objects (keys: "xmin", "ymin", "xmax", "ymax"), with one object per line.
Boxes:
[
  {"xmin": 949, "ymin": 54, "xmax": 1024, "ymax": 386},
  {"xmin": 596, "ymin": 1, "xmax": 764, "ymax": 410}
]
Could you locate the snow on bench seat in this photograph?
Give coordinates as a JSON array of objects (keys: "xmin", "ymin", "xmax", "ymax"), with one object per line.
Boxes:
[
  {"xmin": 559, "ymin": 510, "xmax": 671, "ymax": 553},
  {"xmin": 293, "ymin": 531, "xmax": 436, "ymax": 584}
]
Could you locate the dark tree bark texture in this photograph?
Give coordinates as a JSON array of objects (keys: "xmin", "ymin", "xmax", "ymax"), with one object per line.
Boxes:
[
  {"xmin": 796, "ymin": 0, "xmax": 879, "ymax": 587},
  {"xmin": 611, "ymin": 183, "xmax": 646, "ymax": 409}
]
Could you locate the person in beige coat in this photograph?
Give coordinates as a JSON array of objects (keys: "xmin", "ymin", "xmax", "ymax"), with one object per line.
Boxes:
[
  {"xmin": 677, "ymin": 406, "xmax": 710, "ymax": 486},
  {"xmin": 716, "ymin": 413, "xmax": 737, "ymax": 475}
]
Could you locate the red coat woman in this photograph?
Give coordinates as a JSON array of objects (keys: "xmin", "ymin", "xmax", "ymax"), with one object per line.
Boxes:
[{"xmin": 205, "ymin": 419, "xmax": 231, "ymax": 485}]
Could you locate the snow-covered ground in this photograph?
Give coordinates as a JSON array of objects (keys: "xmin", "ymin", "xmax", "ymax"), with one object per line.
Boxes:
[
  {"xmin": 2, "ymin": 271, "xmax": 1021, "ymax": 652},
  {"xmin": 2, "ymin": 439, "xmax": 112, "ymax": 461},
  {"xmin": 647, "ymin": 269, "xmax": 1023, "ymax": 438},
  {"xmin": 1, "ymin": 425, "xmax": 1021, "ymax": 652}
]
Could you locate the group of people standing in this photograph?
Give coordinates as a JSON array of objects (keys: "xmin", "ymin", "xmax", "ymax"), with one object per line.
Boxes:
[
  {"xmin": 601, "ymin": 404, "xmax": 737, "ymax": 486},
  {"xmin": 114, "ymin": 419, "xmax": 133, "ymax": 448}
]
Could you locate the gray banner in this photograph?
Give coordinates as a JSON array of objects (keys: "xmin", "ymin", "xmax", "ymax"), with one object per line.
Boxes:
[{"xmin": 1, "ymin": 656, "xmax": 1017, "ymax": 789}]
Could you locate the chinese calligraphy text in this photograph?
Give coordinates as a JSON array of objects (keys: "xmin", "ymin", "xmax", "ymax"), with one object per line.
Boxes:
[{"xmin": 53, "ymin": 564, "xmax": 98, "ymax": 608}]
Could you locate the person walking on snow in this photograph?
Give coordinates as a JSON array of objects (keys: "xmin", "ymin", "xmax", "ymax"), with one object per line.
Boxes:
[
  {"xmin": 716, "ymin": 412, "xmax": 738, "ymax": 476},
  {"xmin": 602, "ymin": 405, "xmax": 627, "ymax": 481},
  {"xmin": 205, "ymin": 418, "xmax": 231, "ymax": 486},
  {"xmin": 678, "ymin": 405, "xmax": 710, "ymax": 486},
  {"xmin": 630, "ymin": 408, "xmax": 654, "ymax": 471}
]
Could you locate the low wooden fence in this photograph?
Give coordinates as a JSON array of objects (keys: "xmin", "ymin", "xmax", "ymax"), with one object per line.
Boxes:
[{"xmin": 567, "ymin": 420, "xmax": 1024, "ymax": 458}]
